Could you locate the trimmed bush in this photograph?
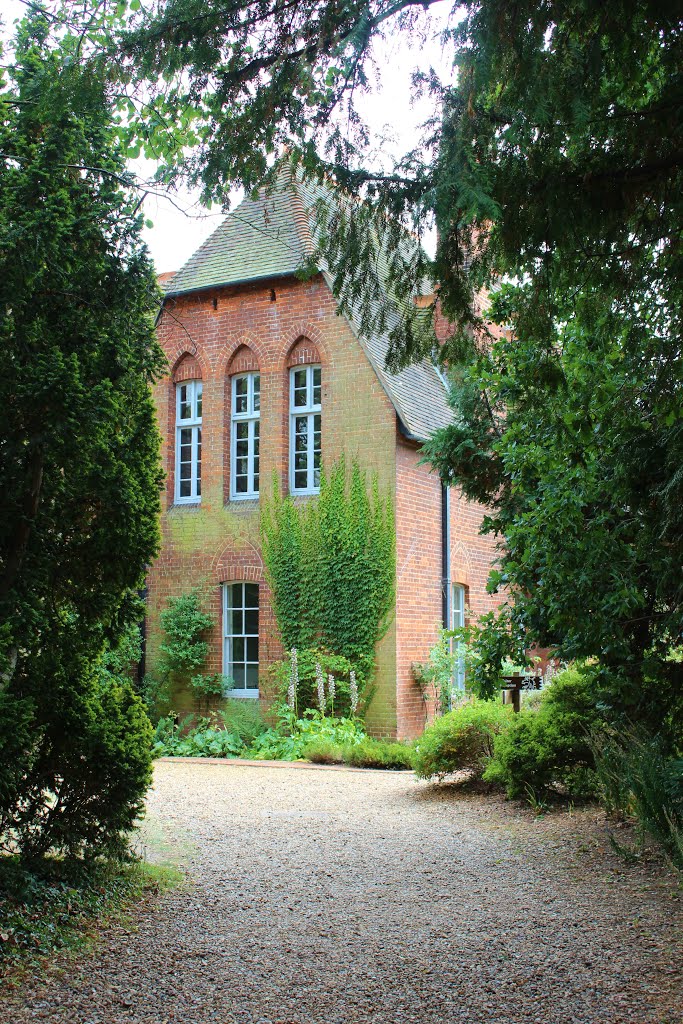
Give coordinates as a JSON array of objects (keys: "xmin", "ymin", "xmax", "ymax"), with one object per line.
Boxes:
[
  {"xmin": 483, "ymin": 666, "xmax": 602, "ymax": 800},
  {"xmin": 345, "ymin": 738, "xmax": 414, "ymax": 770},
  {"xmin": 413, "ymin": 699, "xmax": 513, "ymax": 781},
  {"xmin": 304, "ymin": 739, "xmax": 346, "ymax": 765},
  {"xmin": 304, "ymin": 736, "xmax": 414, "ymax": 769}
]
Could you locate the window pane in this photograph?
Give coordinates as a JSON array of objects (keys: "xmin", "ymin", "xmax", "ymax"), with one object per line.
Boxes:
[
  {"xmin": 195, "ymin": 384, "xmax": 202, "ymax": 418},
  {"xmin": 246, "ymin": 636, "xmax": 258, "ymax": 662},
  {"xmin": 244, "ymin": 610, "xmax": 258, "ymax": 635},
  {"xmin": 253, "ymin": 375, "xmax": 260, "ymax": 411},
  {"xmin": 180, "ymin": 462, "xmax": 191, "ymax": 480},
  {"xmin": 179, "ymin": 479, "xmax": 191, "ymax": 497},
  {"xmin": 313, "ymin": 367, "xmax": 321, "ymax": 388},
  {"xmin": 295, "ymin": 434, "xmax": 308, "ymax": 453},
  {"xmin": 236, "ymin": 421, "xmax": 249, "ymax": 439},
  {"xmin": 232, "ymin": 665, "xmax": 246, "ymax": 688},
  {"xmin": 244, "ymin": 583, "xmax": 258, "ymax": 606},
  {"xmin": 295, "ymin": 470, "xmax": 307, "ymax": 490},
  {"xmin": 254, "ymin": 473, "xmax": 259, "ymax": 492},
  {"xmin": 232, "ymin": 610, "xmax": 243, "ymax": 634},
  {"xmin": 313, "ymin": 467, "xmax": 320, "ymax": 488},
  {"xmin": 233, "ymin": 636, "xmax": 245, "ymax": 661},
  {"xmin": 294, "ymin": 368, "xmax": 306, "ymax": 390},
  {"xmin": 295, "ymin": 416, "xmax": 308, "ymax": 434},
  {"xmin": 236, "ymin": 476, "xmax": 247, "ymax": 493},
  {"xmin": 295, "ymin": 452, "xmax": 307, "ymax": 471},
  {"xmin": 180, "ymin": 427, "xmax": 192, "ymax": 446},
  {"xmin": 230, "ymin": 583, "xmax": 243, "ymax": 605},
  {"xmin": 235, "ymin": 376, "xmax": 248, "ymax": 413},
  {"xmin": 246, "ymin": 664, "xmax": 259, "ymax": 687}
]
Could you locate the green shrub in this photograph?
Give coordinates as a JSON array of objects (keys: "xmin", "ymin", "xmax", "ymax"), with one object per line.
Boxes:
[
  {"xmin": 218, "ymin": 698, "xmax": 267, "ymax": 747},
  {"xmin": 592, "ymin": 727, "xmax": 683, "ymax": 868},
  {"xmin": 247, "ymin": 712, "xmax": 366, "ymax": 761},
  {"xmin": 483, "ymin": 665, "xmax": 602, "ymax": 800},
  {"xmin": 344, "ymin": 738, "xmax": 414, "ymax": 770},
  {"xmin": 414, "ymin": 699, "xmax": 513, "ymax": 781},
  {"xmin": 304, "ymin": 739, "xmax": 346, "ymax": 765},
  {"xmin": 0, "ymin": 670, "xmax": 153, "ymax": 862},
  {"xmin": 304, "ymin": 736, "xmax": 414, "ymax": 769},
  {"xmin": 152, "ymin": 714, "xmax": 246, "ymax": 759}
]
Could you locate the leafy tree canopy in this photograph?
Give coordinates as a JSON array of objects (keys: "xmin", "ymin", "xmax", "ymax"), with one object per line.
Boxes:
[{"xmin": 119, "ymin": 0, "xmax": 682, "ymax": 734}]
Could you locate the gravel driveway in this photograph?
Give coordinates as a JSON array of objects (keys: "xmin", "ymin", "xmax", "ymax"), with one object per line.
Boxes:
[{"xmin": 2, "ymin": 759, "xmax": 681, "ymax": 1024}]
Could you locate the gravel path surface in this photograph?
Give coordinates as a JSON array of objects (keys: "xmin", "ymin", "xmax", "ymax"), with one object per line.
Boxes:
[{"xmin": 2, "ymin": 759, "xmax": 681, "ymax": 1024}]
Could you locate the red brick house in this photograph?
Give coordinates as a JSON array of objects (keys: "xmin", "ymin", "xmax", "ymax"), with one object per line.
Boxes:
[{"xmin": 146, "ymin": 173, "xmax": 502, "ymax": 739}]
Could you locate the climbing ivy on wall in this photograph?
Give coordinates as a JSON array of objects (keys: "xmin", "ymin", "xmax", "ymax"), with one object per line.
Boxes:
[{"xmin": 261, "ymin": 457, "xmax": 395, "ymax": 681}]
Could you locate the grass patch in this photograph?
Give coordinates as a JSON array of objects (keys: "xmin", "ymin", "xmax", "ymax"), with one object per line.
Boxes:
[
  {"xmin": 0, "ymin": 855, "xmax": 182, "ymax": 976},
  {"xmin": 305, "ymin": 736, "xmax": 414, "ymax": 770}
]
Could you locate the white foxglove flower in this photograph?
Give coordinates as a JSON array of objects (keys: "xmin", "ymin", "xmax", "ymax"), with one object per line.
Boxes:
[
  {"xmin": 327, "ymin": 673, "xmax": 336, "ymax": 703},
  {"xmin": 315, "ymin": 661, "xmax": 326, "ymax": 714},
  {"xmin": 349, "ymin": 670, "xmax": 359, "ymax": 715},
  {"xmin": 288, "ymin": 647, "xmax": 298, "ymax": 710}
]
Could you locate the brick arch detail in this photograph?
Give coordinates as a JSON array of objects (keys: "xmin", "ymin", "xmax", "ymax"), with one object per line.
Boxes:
[
  {"xmin": 227, "ymin": 344, "xmax": 260, "ymax": 375},
  {"xmin": 172, "ymin": 352, "xmax": 202, "ymax": 382},
  {"xmin": 215, "ymin": 563, "xmax": 264, "ymax": 585},
  {"xmin": 276, "ymin": 322, "xmax": 329, "ymax": 370},
  {"xmin": 211, "ymin": 540, "xmax": 264, "ymax": 583},
  {"xmin": 451, "ymin": 541, "xmax": 471, "ymax": 587},
  {"xmin": 286, "ymin": 336, "xmax": 321, "ymax": 368},
  {"xmin": 168, "ymin": 344, "xmax": 209, "ymax": 381},
  {"xmin": 215, "ymin": 335, "xmax": 269, "ymax": 377}
]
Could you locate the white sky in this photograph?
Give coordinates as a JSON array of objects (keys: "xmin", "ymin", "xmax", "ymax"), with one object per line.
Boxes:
[{"xmin": 2, "ymin": 0, "xmax": 457, "ymax": 274}]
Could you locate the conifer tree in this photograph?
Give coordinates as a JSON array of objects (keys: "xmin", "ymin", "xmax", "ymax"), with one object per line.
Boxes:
[{"xmin": 0, "ymin": 10, "xmax": 163, "ymax": 858}]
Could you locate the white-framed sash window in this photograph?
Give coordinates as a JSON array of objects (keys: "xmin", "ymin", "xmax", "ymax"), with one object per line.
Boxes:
[
  {"xmin": 175, "ymin": 379, "xmax": 202, "ymax": 503},
  {"xmin": 452, "ymin": 583, "xmax": 466, "ymax": 691},
  {"xmin": 231, "ymin": 372, "xmax": 260, "ymax": 499},
  {"xmin": 222, "ymin": 582, "xmax": 259, "ymax": 697},
  {"xmin": 289, "ymin": 364, "xmax": 321, "ymax": 494}
]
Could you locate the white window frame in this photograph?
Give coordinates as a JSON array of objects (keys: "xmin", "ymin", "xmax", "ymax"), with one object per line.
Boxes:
[
  {"xmin": 230, "ymin": 372, "xmax": 260, "ymax": 500},
  {"xmin": 289, "ymin": 364, "xmax": 321, "ymax": 495},
  {"xmin": 222, "ymin": 582, "xmax": 259, "ymax": 698},
  {"xmin": 451, "ymin": 583, "xmax": 466, "ymax": 691},
  {"xmin": 175, "ymin": 379, "xmax": 202, "ymax": 504}
]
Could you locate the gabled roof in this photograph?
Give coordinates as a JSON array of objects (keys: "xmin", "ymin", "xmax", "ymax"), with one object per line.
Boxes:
[{"xmin": 164, "ymin": 172, "xmax": 453, "ymax": 442}]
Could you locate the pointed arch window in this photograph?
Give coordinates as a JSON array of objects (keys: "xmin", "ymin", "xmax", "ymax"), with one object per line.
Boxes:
[
  {"xmin": 289, "ymin": 364, "xmax": 321, "ymax": 494},
  {"xmin": 231, "ymin": 372, "xmax": 260, "ymax": 499},
  {"xmin": 175, "ymin": 379, "xmax": 202, "ymax": 503}
]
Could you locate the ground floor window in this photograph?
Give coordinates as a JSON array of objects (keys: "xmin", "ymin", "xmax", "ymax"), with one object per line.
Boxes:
[
  {"xmin": 222, "ymin": 582, "xmax": 259, "ymax": 697},
  {"xmin": 451, "ymin": 583, "xmax": 466, "ymax": 691}
]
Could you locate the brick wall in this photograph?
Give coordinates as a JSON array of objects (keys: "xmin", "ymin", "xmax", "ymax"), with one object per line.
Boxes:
[
  {"xmin": 394, "ymin": 434, "xmax": 504, "ymax": 740},
  {"xmin": 147, "ymin": 273, "xmax": 398, "ymax": 721}
]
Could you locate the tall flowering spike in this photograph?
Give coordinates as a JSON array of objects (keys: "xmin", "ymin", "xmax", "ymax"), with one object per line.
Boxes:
[
  {"xmin": 327, "ymin": 673, "xmax": 336, "ymax": 703},
  {"xmin": 288, "ymin": 647, "xmax": 298, "ymax": 710},
  {"xmin": 349, "ymin": 670, "xmax": 358, "ymax": 715},
  {"xmin": 315, "ymin": 661, "xmax": 326, "ymax": 714}
]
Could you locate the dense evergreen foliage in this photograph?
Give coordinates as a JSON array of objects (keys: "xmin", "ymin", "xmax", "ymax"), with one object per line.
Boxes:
[{"xmin": 0, "ymin": 12, "xmax": 163, "ymax": 859}]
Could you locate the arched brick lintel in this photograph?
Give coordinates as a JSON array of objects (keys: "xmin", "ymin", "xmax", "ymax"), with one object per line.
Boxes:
[
  {"xmin": 215, "ymin": 335, "xmax": 268, "ymax": 377},
  {"xmin": 277, "ymin": 322, "xmax": 329, "ymax": 370},
  {"xmin": 214, "ymin": 564, "xmax": 265, "ymax": 585},
  {"xmin": 227, "ymin": 344, "xmax": 260, "ymax": 375},
  {"xmin": 168, "ymin": 346, "xmax": 209, "ymax": 381},
  {"xmin": 286, "ymin": 336, "xmax": 321, "ymax": 368}
]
